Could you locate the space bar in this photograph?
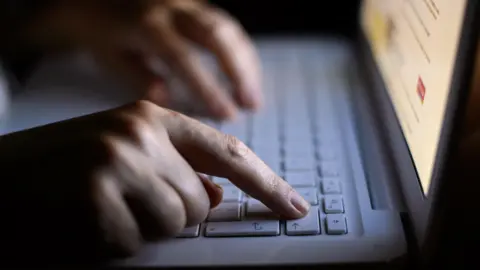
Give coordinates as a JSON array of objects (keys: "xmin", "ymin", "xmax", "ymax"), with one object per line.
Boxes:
[{"xmin": 205, "ymin": 220, "xmax": 280, "ymax": 237}]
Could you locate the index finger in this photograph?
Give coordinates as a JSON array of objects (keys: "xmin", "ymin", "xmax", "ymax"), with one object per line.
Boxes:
[
  {"xmin": 156, "ymin": 108, "xmax": 310, "ymax": 219},
  {"xmin": 175, "ymin": 5, "xmax": 263, "ymax": 110},
  {"xmin": 142, "ymin": 8, "xmax": 237, "ymax": 120}
]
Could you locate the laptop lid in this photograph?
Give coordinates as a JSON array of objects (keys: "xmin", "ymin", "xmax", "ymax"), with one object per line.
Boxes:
[{"xmin": 359, "ymin": 0, "xmax": 479, "ymax": 249}]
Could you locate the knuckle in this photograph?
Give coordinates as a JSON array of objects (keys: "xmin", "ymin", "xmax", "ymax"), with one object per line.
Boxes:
[
  {"xmin": 223, "ymin": 134, "xmax": 249, "ymax": 160},
  {"xmin": 116, "ymin": 113, "xmax": 154, "ymax": 149},
  {"xmin": 209, "ymin": 19, "xmax": 236, "ymax": 42},
  {"xmin": 97, "ymin": 135, "xmax": 122, "ymax": 164},
  {"xmin": 132, "ymin": 100, "xmax": 158, "ymax": 120},
  {"xmin": 204, "ymin": 8, "xmax": 241, "ymax": 39},
  {"xmin": 123, "ymin": 116, "xmax": 146, "ymax": 142},
  {"xmin": 142, "ymin": 5, "xmax": 167, "ymax": 28},
  {"xmin": 220, "ymin": 28, "xmax": 245, "ymax": 47}
]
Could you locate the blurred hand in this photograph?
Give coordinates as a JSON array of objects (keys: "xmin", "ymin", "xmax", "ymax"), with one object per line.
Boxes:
[
  {"xmin": 0, "ymin": 101, "xmax": 308, "ymax": 263},
  {"xmin": 27, "ymin": 0, "xmax": 262, "ymax": 120}
]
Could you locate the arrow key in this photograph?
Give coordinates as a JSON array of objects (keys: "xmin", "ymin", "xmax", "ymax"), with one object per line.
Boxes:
[{"xmin": 286, "ymin": 206, "xmax": 320, "ymax": 236}]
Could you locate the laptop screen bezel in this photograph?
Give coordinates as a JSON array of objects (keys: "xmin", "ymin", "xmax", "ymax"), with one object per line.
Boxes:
[{"xmin": 357, "ymin": 0, "xmax": 480, "ymax": 247}]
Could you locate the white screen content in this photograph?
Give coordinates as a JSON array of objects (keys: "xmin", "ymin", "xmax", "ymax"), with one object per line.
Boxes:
[{"xmin": 361, "ymin": 0, "xmax": 467, "ymax": 195}]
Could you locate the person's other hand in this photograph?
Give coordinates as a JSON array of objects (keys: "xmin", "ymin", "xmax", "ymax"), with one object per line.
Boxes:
[
  {"xmin": 27, "ymin": 0, "xmax": 262, "ymax": 120},
  {"xmin": 0, "ymin": 100, "xmax": 308, "ymax": 264}
]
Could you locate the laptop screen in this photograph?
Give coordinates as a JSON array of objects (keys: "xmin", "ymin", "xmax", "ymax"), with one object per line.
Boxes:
[{"xmin": 361, "ymin": 0, "xmax": 467, "ymax": 195}]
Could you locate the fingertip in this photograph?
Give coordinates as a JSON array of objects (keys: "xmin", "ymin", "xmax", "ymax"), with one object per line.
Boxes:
[
  {"xmin": 265, "ymin": 186, "xmax": 310, "ymax": 220},
  {"xmin": 211, "ymin": 103, "xmax": 238, "ymax": 121},
  {"xmin": 289, "ymin": 190, "xmax": 310, "ymax": 218},
  {"xmin": 235, "ymin": 86, "xmax": 263, "ymax": 111}
]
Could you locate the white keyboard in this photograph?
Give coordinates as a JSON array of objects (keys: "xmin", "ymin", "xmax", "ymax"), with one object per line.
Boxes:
[
  {"xmin": 177, "ymin": 42, "xmax": 352, "ymax": 239},
  {"xmin": 6, "ymin": 38, "xmax": 406, "ymax": 266}
]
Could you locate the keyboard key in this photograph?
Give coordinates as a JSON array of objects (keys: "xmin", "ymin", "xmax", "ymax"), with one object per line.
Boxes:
[
  {"xmin": 252, "ymin": 120, "xmax": 280, "ymax": 140},
  {"xmin": 323, "ymin": 195, "xmax": 344, "ymax": 214},
  {"xmin": 284, "ymin": 114, "xmax": 309, "ymax": 128},
  {"xmin": 319, "ymin": 162, "xmax": 341, "ymax": 177},
  {"xmin": 322, "ymin": 178, "xmax": 342, "ymax": 194},
  {"xmin": 315, "ymin": 129, "xmax": 337, "ymax": 140},
  {"xmin": 177, "ymin": 225, "xmax": 200, "ymax": 238},
  {"xmin": 285, "ymin": 171, "xmax": 316, "ymax": 187},
  {"xmin": 283, "ymin": 129, "xmax": 313, "ymax": 141},
  {"xmin": 205, "ymin": 220, "xmax": 280, "ymax": 237},
  {"xmin": 325, "ymin": 214, "xmax": 347, "ymax": 235},
  {"xmin": 252, "ymin": 119, "xmax": 279, "ymax": 135},
  {"xmin": 284, "ymin": 131, "xmax": 312, "ymax": 142},
  {"xmin": 317, "ymin": 147, "xmax": 338, "ymax": 161},
  {"xmin": 208, "ymin": 202, "xmax": 242, "ymax": 222},
  {"xmin": 252, "ymin": 108, "xmax": 278, "ymax": 127},
  {"xmin": 251, "ymin": 127, "xmax": 279, "ymax": 143},
  {"xmin": 296, "ymin": 187, "xmax": 319, "ymax": 205},
  {"xmin": 213, "ymin": 177, "xmax": 231, "ymax": 185},
  {"xmin": 284, "ymin": 157, "xmax": 316, "ymax": 171},
  {"xmin": 251, "ymin": 141, "xmax": 281, "ymax": 154},
  {"xmin": 254, "ymin": 149, "xmax": 280, "ymax": 161},
  {"xmin": 284, "ymin": 144, "xmax": 316, "ymax": 158},
  {"xmin": 222, "ymin": 186, "xmax": 242, "ymax": 202},
  {"xmin": 246, "ymin": 199, "xmax": 277, "ymax": 218},
  {"xmin": 286, "ymin": 207, "xmax": 321, "ymax": 236}
]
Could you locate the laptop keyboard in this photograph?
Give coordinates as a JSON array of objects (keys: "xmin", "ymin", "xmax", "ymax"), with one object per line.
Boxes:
[{"xmin": 177, "ymin": 46, "xmax": 350, "ymax": 239}]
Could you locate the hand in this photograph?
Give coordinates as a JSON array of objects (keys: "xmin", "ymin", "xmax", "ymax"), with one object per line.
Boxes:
[
  {"xmin": 27, "ymin": 0, "xmax": 262, "ymax": 120},
  {"xmin": 0, "ymin": 100, "xmax": 308, "ymax": 264}
]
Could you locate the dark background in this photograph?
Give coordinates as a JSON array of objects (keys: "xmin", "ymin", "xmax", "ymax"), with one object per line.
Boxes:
[
  {"xmin": 6, "ymin": 0, "xmax": 362, "ymax": 82},
  {"xmin": 211, "ymin": 0, "xmax": 362, "ymax": 37}
]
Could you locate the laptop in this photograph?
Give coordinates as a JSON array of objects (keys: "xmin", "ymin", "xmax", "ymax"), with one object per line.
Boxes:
[{"xmin": 1, "ymin": 0, "xmax": 479, "ymax": 267}]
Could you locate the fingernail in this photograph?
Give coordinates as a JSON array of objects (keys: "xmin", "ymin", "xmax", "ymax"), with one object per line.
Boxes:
[
  {"xmin": 213, "ymin": 182, "xmax": 223, "ymax": 191},
  {"xmin": 290, "ymin": 191, "xmax": 310, "ymax": 215}
]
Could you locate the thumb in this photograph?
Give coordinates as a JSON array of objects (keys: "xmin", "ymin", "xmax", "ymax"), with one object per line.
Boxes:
[{"xmin": 198, "ymin": 173, "xmax": 223, "ymax": 209}]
